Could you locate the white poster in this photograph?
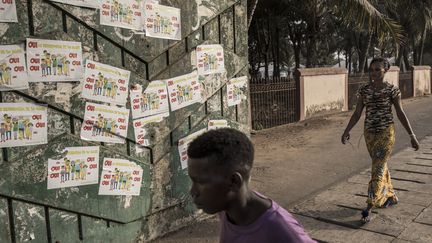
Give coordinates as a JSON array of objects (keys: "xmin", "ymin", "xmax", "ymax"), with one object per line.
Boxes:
[
  {"xmin": 130, "ymin": 81, "xmax": 169, "ymax": 119},
  {"xmin": 178, "ymin": 128, "xmax": 207, "ymax": 169},
  {"xmin": 227, "ymin": 76, "xmax": 248, "ymax": 107},
  {"xmin": 166, "ymin": 71, "xmax": 202, "ymax": 111},
  {"xmin": 26, "ymin": 38, "xmax": 83, "ymax": 82},
  {"xmin": 0, "ymin": 0, "xmax": 18, "ymax": 22},
  {"xmin": 47, "ymin": 146, "xmax": 100, "ymax": 189},
  {"xmin": 133, "ymin": 113, "xmax": 167, "ymax": 153},
  {"xmin": 208, "ymin": 120, "xmax": 229, "ymax": 130},
  {"xmin": 196, "ymin": 44, "xmax": 225, "ymax": 75},
  {"xmin": 82, "ymin": 60, "xmax": 130, "ymax": 106},
  {"xmin": 143, "ymin": 2, "xmax": 181, "ymax": 40},
  {"xmin": 50, "ymin": 0, "xmax": 100, "ymax": 8},
  {"xmin": 80, "ymin": 102, "xmax": 130, "ymax": 144},
  {"xmin": 0, "ymin": 103, "xmax": 47, "ymax": 148},
  {"xmin": 98, "ymin": 158, "xmax": 143, "ymax": 196},
  {"xmin": 0, "ymin": 45, "xmax": 28, "ymax": 91},
  {"xmin": 100, "ymin": 0, "xmax": 143, "ymax": 30}
]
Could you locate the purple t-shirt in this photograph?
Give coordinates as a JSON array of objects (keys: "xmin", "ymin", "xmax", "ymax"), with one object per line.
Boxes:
[{"xmin": 219, "ymin": 196, "xmax": 316, "ymax": 243}]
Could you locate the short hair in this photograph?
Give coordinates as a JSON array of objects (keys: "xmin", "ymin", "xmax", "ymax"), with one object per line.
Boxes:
[
  {"xmin": 187, "ymin": 128, "xmax": 254, "ymax": 179},
  {"xmin": 370, "ymin": 57, "xmax": 390, "ymax": 72}
]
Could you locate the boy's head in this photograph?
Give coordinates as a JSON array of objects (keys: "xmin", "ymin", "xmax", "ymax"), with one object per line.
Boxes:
[{"xmin": 187, "ymin": 128, "xmax": 254, "ymax": 214}]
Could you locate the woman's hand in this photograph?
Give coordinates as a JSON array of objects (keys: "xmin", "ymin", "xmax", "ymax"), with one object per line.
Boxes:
[
  {"xmin": 341, "ymin": 132, "xmax": 350, "ymax": 144},
  {"xmin": 411, "ymin": 136, "xmax": 420, "ymax": 151}
]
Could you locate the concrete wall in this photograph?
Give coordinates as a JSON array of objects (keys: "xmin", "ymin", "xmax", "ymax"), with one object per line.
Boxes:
[
  {"xmin": 297, "ymin": 68, "xmax": 348, "ymax": 120},
  {"xmin": 0, "ymin": 0, "xmax": 249, "ymax": 242},
  {"xmin": 412, "ymin": 66, "xmax": 431, "ymax": 96},
  {"xmin": 386, "ymin": 66, "xmax": 400, "ymax": 87}
]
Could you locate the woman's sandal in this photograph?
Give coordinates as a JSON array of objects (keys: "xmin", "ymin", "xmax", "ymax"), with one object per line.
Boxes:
[
  {"xmin": 382, "ymin": 197, "xmax": 398, "ymax": 208},
  {"xmin": 361, "ymin": 209, "xmax": 370, "ymax": 224}
]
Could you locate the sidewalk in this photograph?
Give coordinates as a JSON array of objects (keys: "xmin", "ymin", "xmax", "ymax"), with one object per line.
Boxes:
[{"xmin": 291, "ymin": 135, "xmax": 432, "ymax": 242}]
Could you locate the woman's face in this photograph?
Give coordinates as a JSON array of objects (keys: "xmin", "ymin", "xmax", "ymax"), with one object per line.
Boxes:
[{"xmin": 369, "ymin": 62, "xmax": 386, "ymax": 82}]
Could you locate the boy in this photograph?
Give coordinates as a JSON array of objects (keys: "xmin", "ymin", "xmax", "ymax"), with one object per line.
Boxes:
[{"xmin": 187, "ymin": 128, "xmax": 315, "ymax": 243}]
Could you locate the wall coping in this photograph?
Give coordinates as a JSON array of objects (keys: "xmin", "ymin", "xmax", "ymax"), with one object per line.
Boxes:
[
  {"xmin": 412, "ymin": 66, "xmax": 431, "ymax": 70},
  {"xmin": 388, "ymin": 66, "xmax": 400, "ymax": 72},
  {"xmin": 296, "ymin": 67, "xmax": 348, "ymax": 76}
]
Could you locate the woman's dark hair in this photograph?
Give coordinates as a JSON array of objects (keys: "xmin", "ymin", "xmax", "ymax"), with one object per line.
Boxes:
[{"xmin": 370, "ymin": 57, "xmax": 390, "ymax": 72}]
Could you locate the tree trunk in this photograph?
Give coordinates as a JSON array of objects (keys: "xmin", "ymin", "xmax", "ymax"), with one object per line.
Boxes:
[
  {"xmin": 247, "ymin": 0, "xmax": 259, "ymax": 29},
  {"xmin": 419, "ymin": 25, "xmax": 427, "ymax": 65},
  {"xmin": 403, "ymin": 47, "xmax": 410, "ymax": 69},
  {"xmin": 358, "ymin": 33, "xmax": 372, "ymax": 74}
]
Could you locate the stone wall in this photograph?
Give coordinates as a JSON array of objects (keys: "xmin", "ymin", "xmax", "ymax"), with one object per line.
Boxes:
[{"xmin": 0, "ymin": 0, "xmax": 249, "ymax": 241}]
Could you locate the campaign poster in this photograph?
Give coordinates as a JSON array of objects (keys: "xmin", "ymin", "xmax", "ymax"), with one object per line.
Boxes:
[
  {"xmin": 143, "ymin": 2, "xmax": 181, "ymax": 40},
  {"xmin": 0, "ymin": 103, "xmax": 47, "ymax": 148},
  {"xmin": 98, "ymin": 158, "xmax": 143, "ymax": 196},
  {"xmin": 50, "ymin": 0, "xmax": 100, "ymax": 8},
  {"xmin": 0, "ymin": 45, "xmax": 28, "ymax": 91},
  {"xmin": 0, "ymin": 0, "xmax": 18, "ymax": 22},
  {"xmin": 208, "ymin": 120, "xmax": 229, "ymax": 130},
  {"xmin": 80, "ymin": 102, "xmax": 130, "ymax": 144},
  {"xmin": 196, "ymin": 44, "xmax": 225, "ymax": 75},
  {"xmin": 47, "ymin": 146, "xmax": 100, "ymax": 189},
  {"xmin": 100, "ymin": 0, "xmax": 143, "ymax": 30},
  {"xmin": 82, "ymin": 60, "xmax": 130, "ymax": 106},
  {"xmin": 133, "ymin": 112, "xmax": 167, "ymax": 153},
  {"xmin": 130, "ymin": 81, "xmax": 169, "ymax": 119},
  {"xmin": 26, "ymin": 38, "xmax": 83, "ymax": 82},
  {"xmin": 178, "ymin": 128, "xmax": 207, "ymax": 169},
  {"xmin": 227, "ymin": 76, "xmax": 248, "ymax": 107},
  {"xmin": 166, "ymin": 71, "xmax": 202, "ymax": 111}
]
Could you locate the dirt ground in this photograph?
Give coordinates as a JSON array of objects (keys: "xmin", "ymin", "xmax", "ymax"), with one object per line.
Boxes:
[{"xmin": 154, "ymin": 96, "xmax": 432, "ymax": 243}]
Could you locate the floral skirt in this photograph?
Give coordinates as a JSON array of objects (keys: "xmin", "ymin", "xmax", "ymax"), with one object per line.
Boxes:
[{"xmin": 364, "ymin": 124, "xmax": 398, "ymax": 207}]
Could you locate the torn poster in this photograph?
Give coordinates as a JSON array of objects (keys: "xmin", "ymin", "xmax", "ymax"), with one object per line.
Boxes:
[
  {"xmin": 80, "ymin": 102, "xmax": 130, "ymax": 144},
  {"xmin": 133, "ymin": 112, "xmax": 167, "ymax": 153},
  {"xmin": 82, "ymin": 60, "xmax": 130, "ymax": 106},
  {"xmin": 0, "ymin": 0, "xmax": 18, "ymax": 22},
  {"xmin": 100, "ymin": 0, "xmax": 143, "ymax": 30},
  {"xmin": 0, "ymin": 103, "xmax": 47, "ymax": 148},
  {"xmin": 130, "ymin": 81, "xmax": 169, "ymax": 119},
  {"xmin": 196, "ymin": 44, "xmax": 225, "ymax": 75},
  {"xmin": 227, "ymin": 76, "xmax": 248, "ymax": 107},
  {"xmin": 26, "ymin": 38, "xmax": 83, "ymax": 82},
  {"xmin": 0, "ymin": 45, "xmax": 28, "ymax": 91},
  {"xmin": 208, "ymin": 119, "xmax": 229, "ymax": 130},
  {"xmin": 47, "ymin": 146, "xmax": 100, "ymax": 189},
  {"xmin": 167, "ymin": 71, "xmax": 202, "ymax": 111},
  {"xmin": 178, "ymin": 128, "xmax": 207, "ymax": 169},
  {"xmin": 49, "ymin": 0, "xmax": 99, "ymax": 8},
  {"xmin": 143, "ymin": 2, "xmax": 181, "ymax": 40},
  {"xmin": 98, "ymin": 158, "xmax": 143, "ymax": 196}
]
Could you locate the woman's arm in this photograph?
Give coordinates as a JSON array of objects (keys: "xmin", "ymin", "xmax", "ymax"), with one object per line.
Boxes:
[
  {"xmin": 393, "ymin": 94, "xmax": 420, "ymax": 150},
  {"xmin": 341, "ymin": 96, "xmax": 364, "ymax": 144}
]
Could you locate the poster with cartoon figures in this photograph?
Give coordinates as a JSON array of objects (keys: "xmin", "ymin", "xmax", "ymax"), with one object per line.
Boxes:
[
  {"xmin": 166, "ymin": 71, "xmax": 202, "ymax": 111},
  {"xmin": 143, "ymin": 2, "xmax": 181, "ymax": 40},
  {"xmin": 50, "ymin": 0, "xmax": 100, "ymax": 8},
  {"xmin": 0, "ymin": 103, "xmax": 47, "ymax": 148},
  {"xmin": 98, "ymin": 158, "xmax": 143, "ymax": 196},
  {"xmin": 0, "ymin": 0, "xmax": 18, "ymax": 22},
  {"xmin": 0, "ymin": 45, "xmax": 28, "ymax": 91},
  {"xmin": 82, "ymin": 60, "xmax": 130, "ymax": 106},
  {"xmin": 80, "ymin": 102, "xmax": 130, "ymax": 144},
  {"xmin": 100, "ymin": 0, "xmax": 143, "ymax": 30},
  {"xmin": 227, "ymin": 76, "xmax": 248, "ymax": 107},
  {"xmin": 47, "ymin": 146, "xmax": 100, "ymax": 189},
  {"xmin": 26, "ymin": 38, "xmax": 83, "ymax": 82},
  {"xmin": 133, "ymin": 113, "xmax": 167, "ymax": 153},
  {"xmin": 196, "ymin": 44, "xmax": 225, "ymax": 75},
  {"xmin": 130, "ymin": 81, "xmax": 169, "ymax": 119},
  {"xmin": 208, "ymin": 120, "xmax": 229, "ymax": 130},
  {"xmin": 178, "ymin": 128, "xmax": 207, "ymax": 169}
]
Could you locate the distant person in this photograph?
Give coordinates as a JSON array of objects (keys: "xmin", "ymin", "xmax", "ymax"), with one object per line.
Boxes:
[
  {"xmin": 187, "ymin": 128, "xmax": 316, "ymax": 243},
  {"xmin": 341, "ymin": 57, "xmax": 420, "ymax": 223}
]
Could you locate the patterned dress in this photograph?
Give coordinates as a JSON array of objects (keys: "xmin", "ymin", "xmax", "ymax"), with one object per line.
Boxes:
[{"xmin": 357, "ymin": 82, "xmax": 400, "ymax": 207}]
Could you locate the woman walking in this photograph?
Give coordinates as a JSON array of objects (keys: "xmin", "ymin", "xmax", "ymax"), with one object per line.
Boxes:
[{"xmin": 341, "ymin": 57, "xmax": 420, "ymax": 223}]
